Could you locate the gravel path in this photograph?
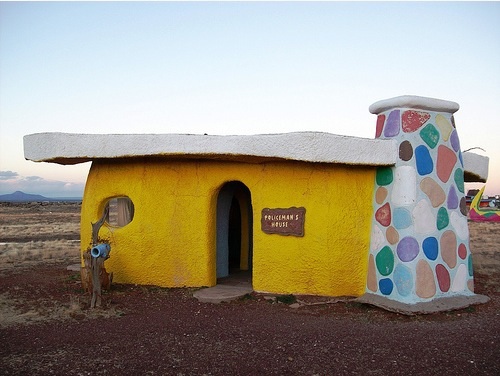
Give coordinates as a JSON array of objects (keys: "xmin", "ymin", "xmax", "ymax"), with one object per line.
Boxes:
[{"xmin": 1, "ymin": 263, "xmax": 499, "ymax": 376}]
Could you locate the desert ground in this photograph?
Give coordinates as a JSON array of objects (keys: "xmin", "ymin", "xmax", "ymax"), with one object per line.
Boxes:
[{"xmin": 0, "ymin": 202, "xmax": 499, "ymax": 375}]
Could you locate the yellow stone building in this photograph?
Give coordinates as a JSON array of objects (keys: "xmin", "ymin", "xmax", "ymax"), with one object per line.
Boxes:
[{"xmin": 24, "ymin": 96, "xmax": 490, "ymax": 309}]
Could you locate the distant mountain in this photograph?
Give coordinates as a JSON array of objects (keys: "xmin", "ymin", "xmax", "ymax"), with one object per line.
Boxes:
[{"xmin": 0, "ymin": 191, "xmax": 81, "ymax": 202}]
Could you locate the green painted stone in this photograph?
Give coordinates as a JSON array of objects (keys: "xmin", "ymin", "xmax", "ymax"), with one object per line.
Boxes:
[
  {"xmin": 376, "ymin": 167, "xmax": 393, "ymax": 186},
  {"xmin": 468, "ymin": 254, "xmax": 473, "ymax": 276},
  {"xmin": 437, "ymin": 207, "xmax": 449, "ymax": 230},
  {"xmin": 454, "ymin": 168, "xmax": 464, "ymax": 193},
  {"xmin": 376, "ymin": 246, "xmax": 395, "ymax": 276},
  {"xmin": 420, "ymin": 123, "xmax": 440, "ymax": 149}
]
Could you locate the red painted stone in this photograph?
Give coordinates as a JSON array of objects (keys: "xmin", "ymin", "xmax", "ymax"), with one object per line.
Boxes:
[
  {"xmin": 402, "ymin": 110, "xmax": 430, "ymax": 133},
  {"xmin": 375, "ymin": 202, "xmax": 391, "ymax": 227},
  {"xmin": 375, "ymin": 114, "xmax": 385, "ymax": 138},
  {"xmin": 458, "ymin": 243, "xmax": 467, "ymax": 259},
  {"xmin": 436, "ymin": 264, "xmax": 451, "ymax": 292},
  {"xmin": 437, "ymin": 145, "xmax": 457, "ymax": 183}
]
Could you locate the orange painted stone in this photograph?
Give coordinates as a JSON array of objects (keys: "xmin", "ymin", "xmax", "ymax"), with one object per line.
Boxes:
[
  {"xmin": 375, "ymin": 202, "xmax": 391, "ymax": 227},
  {"xmin": 436, "ymin": 145, "xmax": 457, "ymax": 183},
  {"xmin": 441, "ymin": 230, "xmax": 457, "ymax": 268},
  {"xmin": 386, "ymin": 226, "xmax": 399, "ymax": 245},
  {"xmin": 420, "ymin": 177, "xmax": 446, "ymax": 207},
  {"xmin": 402, "ymin": 110, "xmax": 431, "ymax": 133},
  {"xmin": 416, "ymin": 259, "xmax": 436, "ymax": 298},
  {"xmin": 367, "ymin": 254, "xmax": 378, "ymax": 292},
  {"xmin": 375, "ymin": 186, "xmax": 388, "ymax": 205}
]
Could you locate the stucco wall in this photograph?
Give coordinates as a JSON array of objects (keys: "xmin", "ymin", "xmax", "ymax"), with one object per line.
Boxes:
[{"xmin": 81, "ymin": 158, "xmax": 376, "ymax": 297}]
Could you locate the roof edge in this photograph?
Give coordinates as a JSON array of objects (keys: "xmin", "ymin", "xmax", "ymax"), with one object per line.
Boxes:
[
  {"xmin": 24, "ymin": 132, "xmax": 397, "ymax": 167},
  {"xmin": 369, "ymin": 95, "xmax": 460, "ymax": 114}
]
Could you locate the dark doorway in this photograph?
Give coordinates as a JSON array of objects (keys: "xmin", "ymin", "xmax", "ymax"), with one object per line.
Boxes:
[
  {"xmin": 216, "ymin": 181, "xmax": 252, "ymax": 280},
  {"xmin": 228, "ymin": 197, "xmax": 242, "ymax": 271}
]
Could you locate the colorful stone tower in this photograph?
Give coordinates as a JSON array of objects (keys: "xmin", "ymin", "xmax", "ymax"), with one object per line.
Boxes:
[{"xmin": 366, "ymin": 96, "xmax": 477, "ymax": 306}]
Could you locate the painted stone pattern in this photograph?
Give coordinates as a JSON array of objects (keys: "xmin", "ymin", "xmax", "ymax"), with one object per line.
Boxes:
[{"xmin": 367, "ymin": 104, "xmax": 474, "ymax": 303}]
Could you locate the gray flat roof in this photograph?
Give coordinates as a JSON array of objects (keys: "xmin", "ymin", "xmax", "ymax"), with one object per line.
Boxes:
[{"xmin": 24, "ymin": 132, "xmax": 398, "ymax": 166}]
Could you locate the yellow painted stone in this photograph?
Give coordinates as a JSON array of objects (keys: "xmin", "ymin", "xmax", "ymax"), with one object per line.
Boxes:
[
  {"xmin": 416, "ymin": 259, "xmax": 436, "ymax": 298},
  {"xmin": 420, "ymin": 177, "xmax": 446, "ymax": 207},
  {"xmin": 81, "ymin": 159, "xmax": 375, "ymax": 297},
  {"xmin": 436, "ymin": 114, "xmax": 453, "ymax": 141}
]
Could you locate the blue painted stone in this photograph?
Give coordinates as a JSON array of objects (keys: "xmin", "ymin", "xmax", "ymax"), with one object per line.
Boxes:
[
  {"xmin": 447, "ymin": 185, "xmax": 458, "ymax": 209},
  {"xmin": 384, "ymin": 110, "xmax": 400, "ymax": 137},
  {"xmin": 393, "ymin": 264, "xmax": 413, "ymax": 296},
  {"xmin": 422, "ymin": 237, "xmax": 438, "ymax": 260},
  {"xmin": 459, "ymin": 151, "xmax": 463, "ymax": 167},
  {"xmin": 379, "ymin": 278, "xmax": 394, "ymax": 295},
  {"xmin": 415, "ymin": 145, "xmax": 433, "ymax": 176},
  {"xmin": 397, "ymin": 236, "xmax": 419, "ymax": 262},
  {"xmin": 450, "ymin": 129, "xmax": 460, "ymax": 152},
  {"xmin": 437, "ymin": 207, "xmax": 449, "ymax": 230},
  {"xmin": 393, "ymin": 207, "xmax": 412, "ymax": 229},
  {"xmin": 454, "ymin": 168, "xmax": 464, "ymax": 193},
  {"xmin": 420, "ymin": 123, "xmax": 440, "ymax": 149}
]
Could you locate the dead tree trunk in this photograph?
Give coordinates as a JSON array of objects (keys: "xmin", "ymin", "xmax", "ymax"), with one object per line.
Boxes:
[{"xmin": 82, "ymin": 206, "xmax": 112, "ymax": 308}]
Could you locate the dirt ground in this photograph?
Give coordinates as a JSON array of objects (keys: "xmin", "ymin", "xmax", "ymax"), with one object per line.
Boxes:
[{"xmin": 0, "ymin": 202, "xmax": 499, "ymax": 375}]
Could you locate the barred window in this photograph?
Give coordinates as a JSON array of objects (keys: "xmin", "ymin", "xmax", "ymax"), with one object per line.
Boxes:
[{"xmin": 105, "ymin": 197, "xmax": 134, "ymax": 227}]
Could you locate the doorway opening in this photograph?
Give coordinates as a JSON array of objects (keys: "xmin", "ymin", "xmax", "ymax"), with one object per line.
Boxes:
[{"xmin": 216, "ymin": 181, "xmax": 253, "ymax": 283}]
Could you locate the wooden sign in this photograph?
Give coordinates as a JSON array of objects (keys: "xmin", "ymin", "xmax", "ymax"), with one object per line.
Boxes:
[{"xmin": 261, "ymin": 207, "xmax": 305, "ymax": 236}]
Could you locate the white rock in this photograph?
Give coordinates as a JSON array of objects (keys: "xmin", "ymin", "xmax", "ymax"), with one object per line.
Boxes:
[
  {"xmin": 451, "ymin": 264, "xmax": 468, "ymax": 292},
  {"xmin": 412, "ymin": 200, "xmax": 435, "ymax": 235},
  {"xmin": 391, "ymin": 166, "xmax": 417, "ymax": 206}
]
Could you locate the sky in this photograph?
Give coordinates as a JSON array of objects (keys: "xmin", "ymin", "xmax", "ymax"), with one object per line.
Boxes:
[{"xmin": 0, "ymin": 1, "xmax": 499, "ymax": 198}]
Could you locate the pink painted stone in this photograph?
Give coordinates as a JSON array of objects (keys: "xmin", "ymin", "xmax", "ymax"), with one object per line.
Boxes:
[
  {"xmin": 435, "ymin": 264, "xmax": 451, "ymax": 292},
  {"xmin": 367, "ymin": 254, "xmax": 378, "ymax": 292},
  {"xmin": 375, "ymin": 186, "xmax": 388, "ymax": 205},
  {"xmin": 458, "ymin": 243, "xmax": 467, "ymax": 259},
  {"xmin": 420, "ymin": 177, "xmax": 446, "ymax": 207},
  {"xmin": 436, "ymin": 145, "xmax": 457, "ymax": 183},
  {"xmin": 375, "ymin": 114, "xmax": 385, "ymax": 138},
  {"xmin": 416, "ymin": 259, "xmax": 436, "ymax": 298},
  {"xmin": 375, "ymin": 202, "xmax": 391, "ymax": 227},
  {"xmin": 402, "ymin": 110, "xmax": 431, "ymax": 133},
  {"xmin": 441, "ymin": 230, "xmax": 457, "ymax": 268},
  {"xmin": 386, "ymin": 226, "xmax": 399, "ymax": 245}
]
